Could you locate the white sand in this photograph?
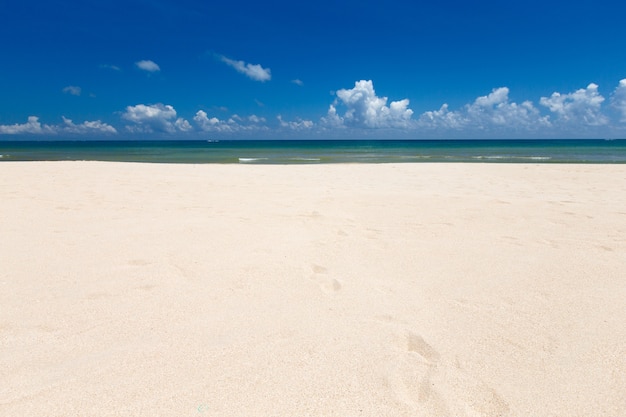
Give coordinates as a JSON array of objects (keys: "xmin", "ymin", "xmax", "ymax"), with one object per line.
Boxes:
[{"xmin": 1, "ymin": 162, "xmax": 625, "ymax": 416}]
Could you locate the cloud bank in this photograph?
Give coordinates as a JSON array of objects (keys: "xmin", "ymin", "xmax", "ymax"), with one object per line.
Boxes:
[
  {"xmin": 220, "ymin": 56, "xmax": 271, "ymax": 82},
  {"xmin": 418, "ymin": 87, "xmax": 549, "ymax": 132},
  {"xmin": 6, "ymin": 79, "xmax": 626, "ymax": 138},
  {"xmin": 194, "ymin": 110, "xmax": 269, "ymax": 132},
  {"xmin": 539, "ymin": 83, "xmax": 607, "ymax": 126},
  {"xmin": 0, "ymin": 116, "xmax": 116, "ymax": 135},
  {"xmin": 0, "ymin": 116, "xmax": 54, "ymax": 134},
  {"xmin": 317, "ymin": 78, "xmax": 626, "ymax": 137}
]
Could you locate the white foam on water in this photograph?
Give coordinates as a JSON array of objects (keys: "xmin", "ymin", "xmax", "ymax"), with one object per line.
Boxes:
[
  {"xmin": 472, "ymin": 155, "xmax": 551, "ymax": 161},
  {"xmin": 238, "ymin": 157, "xmax": 268, "ymax": 163},
  {"xmin": 472, "ymin": 155, "xmax": 507, "ymax": 160}
]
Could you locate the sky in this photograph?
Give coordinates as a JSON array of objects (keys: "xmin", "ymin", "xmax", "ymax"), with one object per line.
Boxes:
[{"xmin": 2, "ymin": 0, "xmax": 626, "ymax": 139}]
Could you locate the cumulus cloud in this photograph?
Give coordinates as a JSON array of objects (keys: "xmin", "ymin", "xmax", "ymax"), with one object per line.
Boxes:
[
  {"xmin": 322, "ymin": 104, "xmax": 344, "ymax": 128},
  {"xmin": 248, "ymin": 115, "xmax": 266, "ymax": 123},
  {"xmin": 0, "ymin": 116, "xmax": 54, "ymax": 134},
  {"xmin": 220, "ymin": 56, "xmax": 271, "ymax": 82},
  {"xmin": 611, "ymin": 79, "xmax": 626, "ymax": 122},
  {"xmin": 323, "ymin": 80, "xmax": 413, "ymax": 128},
  {"xmin": 194, "ymin": 111, "xmax": 235, "ymax": 132},
  {"xmin": 418, "ymin": 87, "xmax": 549, "ymax": 131},
  {"xmin": 291, "ymin": 79, "xmax": 304, "ymax": 86},
  {"xmin": 418, "ymin": 104, "xmax": 466, "ymax": 129},
  {"xmin": 539, "ymin": 83, "xmax": 607, "ymax": 126},
  {"xmin": 122, "ymin": 103, "xmax": 190, "ymax": 133},
  {"xmin": 135, "ymin": 60, "xmax": 161, "ymax": 73},
  {"xmin": 174, "ymin": 118, "xmax": 193, "ymax": 132},
  {"xmin": 61, "ymin": 117, "xmax": 117, "ymax": 134},
  {"xmin": 62, "ymin": 86, "xmax": 82, "ymax": 96},
  {"xmin": 466, "ymin": 87, "xmax": 549, "ymax": 128},
  {"xmin": 194, "ymin": 110, "xmax": 269, "ymax": 132},
  {"xmin": 277, "ymin": 115, "xmax": 314, "ymax": 130},
  {"xmin": 0, "ymin": 116, "xmax": 116, "ymax": 135}
]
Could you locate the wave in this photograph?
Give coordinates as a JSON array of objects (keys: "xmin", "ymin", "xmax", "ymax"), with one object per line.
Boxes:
[
  {"xmin": 472, "ymin": 155, "xmax": 551, "ymax": 161},
  {"xmin": 472, "ymin": 155, "xmax": 507, "ymax": 160},
  {"xmin": 238, "ymin": 157, "xmax": 268, "ymax": 163},
  {"xmin": 400, "ymin": 155, "xmax": 432, "ymax": 159},
  {"xmin": 288, "ymin": 157, "xmax": 321, "ymax": 162}
]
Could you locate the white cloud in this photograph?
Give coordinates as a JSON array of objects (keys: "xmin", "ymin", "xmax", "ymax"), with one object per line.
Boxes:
[
  {"xmin": 0, "ymin": 116, "xmax": 116, "ymax": 135},
  {"xmin": 0, "ymin": 116, "xmax": 54, "ymax": 134},
  {"xmin": 291, "ymin": 79, "xmax": 304, "ymax": 86},
  {"xmin": 418, "ymin": 87, "xmax": 549, "ymax": 131},
  {"xmin": 466, "ymin": 87, "xmax": 549, "ymax": 128},
  {"xmin": 248, "ymin": 115, "xmax": 266, "ymax": 123},
  {"xmin": 418, "ymin": 104, "xmax": 466, "ymax": 129},
  {"xmin": 322, "ymin": 104, "xmax": 344, "ymax": 128},
  {"xmin": 175, "ymin": 118, "xmax": 193, "ymax": 132},
  {"xmin": 61, "ymin": 117, "xmax": 117, "ymax": 134},
  {"xmin": 194, "ymin": 110, "xmax": 234, "ymax": 132},
  {"xmin": 610, "ymin": 79, "xmax": 626, "ymax": 122},
  {"xmin": 62, "ymin": 86, "xmax": 82, "ymax": 96},
  {"xmin": 135, "ymin": 60, "xmax": 161, "ymax": 73},
  {"xmin": 122, "ymin": 103, "xmax": 190, "ymax": 133},
  {"xmin": 194, "ymin": 110, "xmax": 269, "ymax": 132},
  {"xmin": 100, "ymin": 64, "xmax": 121, "ymax": 71},
  {"xmin": 220, "ymin": 56, "xmax": 271, "ymax": 82},
  {"xmin": 323, "ymin": 80, "xmax": 413, "ymax": 128},
  {"xmin": 539, "ymin": 83, "xmax": 607, "ymax": 126},
  {"xmin": 277, "ymin": 115, "xmax": 314, "ymax": 130}
]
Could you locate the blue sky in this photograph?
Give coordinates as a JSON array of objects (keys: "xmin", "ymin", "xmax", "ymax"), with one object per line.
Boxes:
[{"xmin": 2, "ymin": 0, "xmax": 626, "ymax": 139}]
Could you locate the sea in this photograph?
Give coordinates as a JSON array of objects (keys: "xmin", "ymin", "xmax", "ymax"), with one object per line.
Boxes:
[{"xmin": 1, "ymin": 139, "xmax": 625, "ymax": 164}]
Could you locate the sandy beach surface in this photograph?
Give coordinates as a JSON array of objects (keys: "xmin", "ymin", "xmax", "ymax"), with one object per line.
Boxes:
[{"xmin": 1, "ymin": 162, "xmax": 625, "ymax": 417}]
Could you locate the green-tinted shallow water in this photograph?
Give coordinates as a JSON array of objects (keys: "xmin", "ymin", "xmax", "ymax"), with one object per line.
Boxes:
[{"xmin": 1, "ymin": 140, "xmax": 625, "ymax": 164}]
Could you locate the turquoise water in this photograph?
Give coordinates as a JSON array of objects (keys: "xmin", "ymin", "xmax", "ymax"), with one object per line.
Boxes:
[{"xmin": 1, "ymin": 140, "xmax": 625, "ymax": 163}]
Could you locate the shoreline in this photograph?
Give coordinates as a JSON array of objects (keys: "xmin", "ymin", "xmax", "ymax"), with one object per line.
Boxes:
[
  {"xmin": 1, "ymin": 162, "xmax": 625, "ymax": 416},
  {"xmin": 2, "ymin": 138, "xmax": 626, "ymax": 164}
]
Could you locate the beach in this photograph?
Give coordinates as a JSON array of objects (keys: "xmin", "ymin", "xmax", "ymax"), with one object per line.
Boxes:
[{"xmin": 1, "ymin": 161, "xmax": 625, "ymax": 416}]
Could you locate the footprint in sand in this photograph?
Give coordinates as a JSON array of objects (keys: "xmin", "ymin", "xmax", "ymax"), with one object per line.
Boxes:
[
  {"xmin": 405, "ymin": 332, "xmax": 440, "ymax": 363},
  {"xmin": 386, "ymin": 331, "xmax": 448, "ymax": 415},
  {"xmin": 127, "ymin": 259, "xmax": 150, "ymax": 266},
  {"xmin": 136, "ymin": 284, "xmax": 156, "ymax": 291},
  {"xmin": 309, "ymin": 264, "xmax": 342, "ymax": 294},
  {"xmin": 86, "ymin": 291, "xmax": 113, "ymax": 300},
  {"xmin": 388, "ymin": 330, "xmax": 509, "ymax": 416}
]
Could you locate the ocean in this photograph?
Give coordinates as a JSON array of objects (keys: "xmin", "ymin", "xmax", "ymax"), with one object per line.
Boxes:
[{"xmin": 1, "ymin": 139, "xmax": 625, "ymax": 164}]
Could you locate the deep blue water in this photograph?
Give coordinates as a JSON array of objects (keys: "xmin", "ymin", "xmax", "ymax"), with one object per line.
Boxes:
[{"xmin": 1, "ymin": 139, "xmax": 625, "ymax": 163}]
